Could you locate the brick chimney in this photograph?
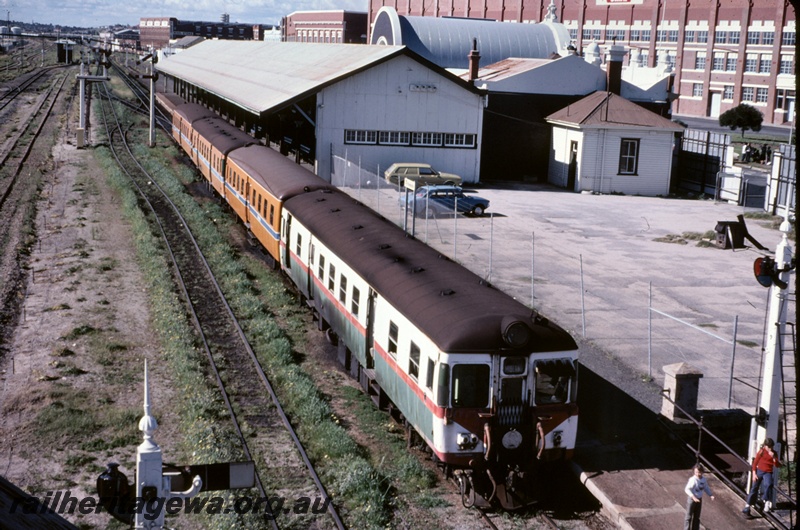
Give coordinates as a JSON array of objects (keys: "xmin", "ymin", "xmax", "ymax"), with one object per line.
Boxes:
[
  {"xmin": 605, "ymin": 43, "xmax": 626, "ymax": 95},
  {"xmin": 468, "ymin": 38, "xmax": 481, "ymax": 83}
]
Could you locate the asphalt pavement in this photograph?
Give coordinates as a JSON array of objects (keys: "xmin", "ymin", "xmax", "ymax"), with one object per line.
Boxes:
[{"xmin": 346, "ymin": 177, "xmax": 795, "ymax": 528}]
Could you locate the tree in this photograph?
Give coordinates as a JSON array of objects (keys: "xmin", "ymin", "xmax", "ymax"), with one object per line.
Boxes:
[{"xmin": 718, "ymin": 104, "xmax": 764, "ymax": 137}]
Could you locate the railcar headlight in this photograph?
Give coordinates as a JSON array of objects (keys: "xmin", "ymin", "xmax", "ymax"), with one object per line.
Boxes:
[
  {"xmin": 501, "ymin": 317, "xmax": 531, "ymax": 348},
  {"xmin": 552, "ymin": 430, "xmax": 563, "ymax": 447},
  {"xmin": 456, "ymin": 433, "xmax": 479, "ymax": 450}
]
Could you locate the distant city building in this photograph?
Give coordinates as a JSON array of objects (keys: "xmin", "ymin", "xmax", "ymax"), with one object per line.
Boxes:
[
  {"xmin": 139, "ymin": 17, "xmax": 275, "ymax": 49},
  {"xmin": 282, "ymin": 10, "xmax": 367, "ymax": 43},
  {"xmin": 368, "ymin": 0, "xmax": 795, "ymax": 125}
]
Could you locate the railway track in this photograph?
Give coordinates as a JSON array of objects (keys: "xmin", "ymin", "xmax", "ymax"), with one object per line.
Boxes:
[{"xmin": 95, "ymin": 77, "xmax": 344, "ymax": 529}]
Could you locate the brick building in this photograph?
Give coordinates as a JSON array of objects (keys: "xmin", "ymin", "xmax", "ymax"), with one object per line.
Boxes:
[
  {"xmin": 367, "ymin": 0, "xmax": 795, "ymax": 125},
  {"xmin": 140, "ymin": 17, "xmax": 273, "ymax": 49},
  {"xmin": 282, "ymin": 11, "xmax": 368, "ymax": 43}
]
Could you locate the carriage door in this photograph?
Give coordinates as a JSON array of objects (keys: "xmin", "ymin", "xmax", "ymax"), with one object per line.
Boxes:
[
  {"xmin": 282, "ymin": 214, "xmax": 292, "ymax": 269},
  {"xmin": 364, "ymin": 288, "xmax": 377, "ymax": 369},
  {"xmin": 498, "ymin": 357, "xmax": 528, "ymax": 427}
]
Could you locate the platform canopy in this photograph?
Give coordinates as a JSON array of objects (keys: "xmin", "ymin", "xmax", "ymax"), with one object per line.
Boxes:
[{"xmin": 157, "ymin": 40, "xmax": 408, "ymax": 116}]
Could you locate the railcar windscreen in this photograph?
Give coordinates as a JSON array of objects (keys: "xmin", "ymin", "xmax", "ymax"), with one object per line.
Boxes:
[{"xmin": 451, "ymin": 364, "xmax": 490, "ymax": 408}]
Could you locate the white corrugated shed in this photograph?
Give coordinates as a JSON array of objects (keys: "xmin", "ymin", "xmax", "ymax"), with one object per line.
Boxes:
[{"xmin": 157, "ymin": 40, "xmax": 406, "ymax": 114}]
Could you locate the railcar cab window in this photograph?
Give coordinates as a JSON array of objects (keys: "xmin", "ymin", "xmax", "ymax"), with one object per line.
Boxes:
[
  {"xmin": 452, "ymin": 364, "xmax": 490, "ymax": 408},
  {"xmin": 351, "ymin": 286, "xmax": 360, "ymax": 317},
  {"xmin": 388, "ymin": 321, "xmax": 398, "ymax": 357},
  {"xmin": 425, "ymin": 358, "xmax": 435, "ymax": 390},
  {"xmin": 339, "ymin": 276, "xmax": 347, "ymax": 304},
  {"xmin": 534, "ymin": 359, "xmax": 575, "ymax": 405},
  {"xmin": 409, "ymin": 342, "xmax": 420, "ymax": 380}
]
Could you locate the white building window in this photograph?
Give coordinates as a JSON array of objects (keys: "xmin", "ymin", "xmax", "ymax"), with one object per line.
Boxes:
[
  {"xmin": 344, "ymin": 130, "xmax": 377, "ymax": 144},
  {"xmin": 618, "ymin": 139, "xmax": 640, "ymax": 175},
  {"xmin": 378, "ymin": 131, "xmax": 410, "ymax": 145},
  {"xmin": 780, "ymin": 56, "xmax": 794, "ymax": 75},
  {"xmin": 723, "ymin": 85, "xmax": 734, "ymax": 100},
  {"xmin": 759, "ymin": 55, "xmax": 772, "ymax": 74},
  {"xmin": 745, "ymin": 54, "xmax": 758, "ymax": 72},
  {"xmin": 692, "ymin": 83, "xmax": 704, "ymax": 97},
  {"xmin": 443, "ymin": 133, "xmax": 476, "ymax": 148},
  {"xmin": 756, "ymin": 88, "xmax": 769, "ymax": 104},
  {"xmin": 694, "ymin": 51, "xmax": 706, "ymax": 70},
  {"xmin": 742, "ymin": 87, "xmax": 755, "ymax": 102},
  {"xmin": 411, "ymin": 132, "xmax": 443, "ymax": 147}
]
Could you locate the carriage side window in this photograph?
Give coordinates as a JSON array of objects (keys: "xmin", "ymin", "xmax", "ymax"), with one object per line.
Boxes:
[
  {"xmin": 534, "ymin": 360, "xmax": 575, "ymax": 405},
  {"xmin": 318, "ymin": 255, "xmax": 325, "ymax": 281},
  {"xmin": 388, "ymin": 321, "xmax": 398, "ymax": 357},
  {"xmin": 296, "ymin": 234, "xmax": 302, "ymax": 258},
  {"xmin": 351, "ymin": 286, "xmax": 360, "ymax": 317},
  {"xmin": 328, "ymin": 264, "xmax": 336, "ymax": 291},
  {"xmin": 269, "ymin": 205, "xmax": 275, "ymax": 225},
  {"xmin": 257, "ymin": 195, "xmax": 261, "ymax": 214},
  {"xmin": 339, "ymin": 275, "xmax": 347, "ymax": 304},
  {"xmin": 452, "ymin": 364, "xmax": 490, "ymax": 408},
  {"xmin": 425, "ymin": 358, "xmax": 435, "ymax": 390},
  {"xmin": 409, "ymin": 342, "xmax": 420, "ymax": 380}
]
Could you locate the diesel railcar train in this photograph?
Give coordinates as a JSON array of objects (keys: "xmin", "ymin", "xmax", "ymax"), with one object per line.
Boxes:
[{"xmin": 159, "ymin": 96, "xmax": 580, "ymax": 510}]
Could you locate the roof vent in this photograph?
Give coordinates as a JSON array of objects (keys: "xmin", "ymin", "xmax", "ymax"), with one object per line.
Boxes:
[
  {"xmin": 315, "ymin": 197, "xmax": 327, "ymax": 203},
  {"xmin": 378, "ymin": 244, "xmax": 391, "ymax": 250},
  {"xmin": 440, "ymin": 289, "xmax": 455, "ymax": 296},
  {"xmin": 411, "ymin": 267, "xmax": 425, "ymax": 273},
  {"xmin": 352, "ymin": 225, "xmax": 363, "ymax": 230},
  {"xmin": 329, "ymin": 208, "xmax": 341, "ymax": 213}
]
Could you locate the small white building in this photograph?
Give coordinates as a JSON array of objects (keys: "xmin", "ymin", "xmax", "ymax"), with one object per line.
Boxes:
[{"xmin": 546, "ymin": 91, "xmax": 684, "ymax": 196}]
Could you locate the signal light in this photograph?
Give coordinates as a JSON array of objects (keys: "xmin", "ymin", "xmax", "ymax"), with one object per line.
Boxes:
[{"xmin": 753, "ymin": 256, "xmax": 788, "ymax": 289}]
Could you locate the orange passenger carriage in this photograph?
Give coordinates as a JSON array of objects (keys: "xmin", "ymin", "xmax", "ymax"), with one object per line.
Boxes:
[
  {"xmin": 189, "ymin": 117, "xmax": 253, "ymax": 194},
  {"xmin": 170, "ymin": 103, "xmax": 216, "ymax": 156},
  {"xmin": 226, "ymin": 145, "xmax": 334, "ymax": 266}
]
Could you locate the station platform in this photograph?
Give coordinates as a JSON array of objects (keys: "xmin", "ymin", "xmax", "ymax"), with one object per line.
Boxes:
[{"xmin": 571, "ymin": 364, "xmax": 783, "ymax": 529}]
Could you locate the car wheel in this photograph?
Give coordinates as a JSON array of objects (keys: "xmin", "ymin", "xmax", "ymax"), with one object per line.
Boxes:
[{"xmin": 471, "ymin": 205, "xmax": 485, "ymax": 217}]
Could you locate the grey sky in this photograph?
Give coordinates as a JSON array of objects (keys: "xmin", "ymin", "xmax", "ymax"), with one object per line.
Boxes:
[{"xmin": 6, "ymin": 0, "xmax": 367, "ymax": 28}]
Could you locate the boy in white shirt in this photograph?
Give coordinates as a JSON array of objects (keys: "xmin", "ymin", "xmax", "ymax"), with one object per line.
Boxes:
[{"xmin": 684, "ymin": 464, "xmax": 715, "ymax": 530}]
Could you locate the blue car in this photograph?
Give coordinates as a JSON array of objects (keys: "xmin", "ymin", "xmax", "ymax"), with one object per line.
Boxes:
[{"xmin": 402, "ymin": 185, "xmax": 490, "ymax": 217}]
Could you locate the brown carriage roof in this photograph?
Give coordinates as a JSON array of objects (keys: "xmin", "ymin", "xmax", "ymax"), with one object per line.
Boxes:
[
  {"xmin": 285, "ymin": 190, "xmax": 577, "ymax": 353},
  {"xmin": 227, "ymin": 145, "xmax": 334, "ymax": 199},
  {"xmin": 173, "ymin": 102, "xmax": 217, "ymax": 123},
  {"xmin": 192, "ymin": 118, "xmax": 254, "ymax": 154}
]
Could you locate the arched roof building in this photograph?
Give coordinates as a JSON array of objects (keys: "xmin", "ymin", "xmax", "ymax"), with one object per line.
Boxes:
[{"xmin": 370, "ymin": 6, "xmax": 571, "ymax": 70}]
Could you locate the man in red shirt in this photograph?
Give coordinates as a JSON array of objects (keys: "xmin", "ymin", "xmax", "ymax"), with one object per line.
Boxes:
[{"xmin": 742, "ymin": 438, "xmax": 781, "ymax": 515}]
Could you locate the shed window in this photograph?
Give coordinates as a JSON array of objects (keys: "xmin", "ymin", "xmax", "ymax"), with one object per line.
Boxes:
[{"xmin": 618, "ymin": 138, "xmax": 640, "ymax": 175}]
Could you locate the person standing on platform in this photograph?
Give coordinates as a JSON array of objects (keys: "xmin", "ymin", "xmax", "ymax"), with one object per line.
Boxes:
[
  {"xmin": 743, "ymin": 438, "xmax": 781, "ymax": 515},
  {"xmin": 684, "ymin": 464, "xmax": 715, "ymax": 530}
]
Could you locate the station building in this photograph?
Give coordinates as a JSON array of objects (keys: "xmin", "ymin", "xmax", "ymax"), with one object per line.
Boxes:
[
  {"xmin": 156, "ymin": 41, "xmax": 486, "ymax": 183},
  {"xmin": 367, "ymin": 0, "xmax": 795, "ymax": 126}
]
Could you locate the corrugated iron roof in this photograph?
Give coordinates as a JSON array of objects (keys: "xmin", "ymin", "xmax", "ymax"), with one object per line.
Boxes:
[
  {"xmin": 370, "ymin": 7, "xmax": 569, "ymax": 69},
  {"xmin": 463, "ymin": 57, "xmax": 554, "ymax": 82},
  {"xmin": 157, "ymin": 41, "xmax": 408, "ymax": 116},
  {"xmin": 546, "ymin": 91, "xmax": 684, "ymax": 130}
]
